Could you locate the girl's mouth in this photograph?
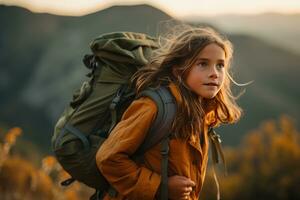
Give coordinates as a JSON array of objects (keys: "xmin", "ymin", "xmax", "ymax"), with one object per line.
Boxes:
[{"xmin": 204, "ymin": 83, "xmax": 219, "ymax": 86}]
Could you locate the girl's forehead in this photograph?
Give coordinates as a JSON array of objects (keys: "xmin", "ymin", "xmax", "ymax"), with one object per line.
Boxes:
[{"xmin": 196, "ymin": 43, "xmax": 226, "ymax": 60}]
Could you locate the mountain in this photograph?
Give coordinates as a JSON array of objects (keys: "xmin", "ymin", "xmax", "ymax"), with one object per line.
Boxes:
[
  {"xmin": 184, "ymin": 13, "xmax": 300, "ymax": 55},
  {"xmin": 0, "ymin": 4, "xmax": 173, "ymax": 152},
  {"xmin": 218, "ymin": 34, "xmax": 300, "ymax": 145},
  {"xmin": 0, "ymin": 4, "xmax": 299, "ymax": 151}
]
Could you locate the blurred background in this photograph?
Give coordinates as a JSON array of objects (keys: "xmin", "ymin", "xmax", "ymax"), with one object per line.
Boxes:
[{"xmin": 0, "ymin": 0, "xmax": 299, "ymax": 199}]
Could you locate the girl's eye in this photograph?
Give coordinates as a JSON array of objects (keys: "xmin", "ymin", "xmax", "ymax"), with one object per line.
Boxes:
[
  {"xmin": 217, "ymin": 63, "xmax": 225, "ymax": 69},
  {"xmin": 197, "ymin": 62, "xmax": 208, "ymax": 67}
]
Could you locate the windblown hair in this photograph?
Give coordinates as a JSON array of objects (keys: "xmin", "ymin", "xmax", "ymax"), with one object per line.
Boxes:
[{"xmin": 132, "ymin": 24, "xmax": 242, "ymax": 140}]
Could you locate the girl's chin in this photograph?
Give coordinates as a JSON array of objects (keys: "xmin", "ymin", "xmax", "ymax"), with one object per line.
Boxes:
[
  {"xmin": 204, "ymin": 96, "xmax": 216, "ymax": 99},
  {"xmin": 193, "ymin": 89, "xmax": 218, "ymax": 99},
  {"xmin": 201, "ymin": 93, "xmax": 217, "ymax": 99}
]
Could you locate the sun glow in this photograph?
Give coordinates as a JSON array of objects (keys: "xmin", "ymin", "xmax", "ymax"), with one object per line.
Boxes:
[{"xmin": 0, "ymin": 0, "xmax": 299, "ymax": 17}]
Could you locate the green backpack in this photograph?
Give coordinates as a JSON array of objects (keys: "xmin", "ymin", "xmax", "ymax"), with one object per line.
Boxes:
[{"xmin": 51, "ymin": 32, "xmax": 177, "ymax": 199}]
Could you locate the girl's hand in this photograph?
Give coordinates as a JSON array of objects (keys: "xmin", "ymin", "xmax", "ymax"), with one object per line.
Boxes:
[{"xmin": 168, "ymin": 175, "xmax": 196, "ymax": 200}]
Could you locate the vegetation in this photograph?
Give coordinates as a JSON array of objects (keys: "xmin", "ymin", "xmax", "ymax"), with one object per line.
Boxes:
[
  {"xmin": 0, "ymin": 127, "xmax": 93, "ymax": 200},
  {"xmin": 202, "ymin": 115, "xmax": 300, "ymax": 200}
]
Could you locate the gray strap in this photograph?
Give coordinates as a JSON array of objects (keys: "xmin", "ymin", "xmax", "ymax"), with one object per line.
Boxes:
[
  {"xmin": 160, "ymin": 136, "xmax": 169, "ymax": 200},
  {"xmin": 54, "ymin": 127, "xmax": 68, "ymax": 150},
  {"xmin": 136, "ymin": 86, "xmax": 176, "ymax": 154},
  {"xmin": 54, "ymin": 123, "xmax": 90, "ymax": 151},
  {"xmin": 108, "ymin": 85, "xmax": 127, "ymax": 133},
  {"xmin": 135, "ymin": 86, "xmax": 175, "ymax": 200},
  {"xmin": 109, "ymin": 109, "xmax": 117, "ymax": 133},
  {"xmin": 65, "ymin": 124, "xmax": 90, "ymax": 151},
  {"xmin": 109, "ymin": 94, "xmax": 120, "ymax": 133}
]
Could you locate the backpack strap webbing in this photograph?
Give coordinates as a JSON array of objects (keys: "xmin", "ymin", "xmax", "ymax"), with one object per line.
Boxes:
[
  {"xmin": 160, "ymin": 136, "xmax": 170, "ymax": 200},
  {"xmin": 108, "ymin": 85, "xmax": 129, "ymax": 133},
  {"xmin": 136, "ymin": 86, "xmax": 176, "ymax": 200},
  {"xmin": 208, "ymin": 127, "xmax": 227, "ymax": 200}
]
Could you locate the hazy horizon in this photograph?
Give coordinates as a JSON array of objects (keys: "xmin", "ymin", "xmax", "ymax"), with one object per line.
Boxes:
[{"xmin": 1, "ymin": 0, "xmax": 300, "ymax": 17}]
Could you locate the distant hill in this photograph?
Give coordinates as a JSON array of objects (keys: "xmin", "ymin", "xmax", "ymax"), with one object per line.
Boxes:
[
  {"xmin": 184, "ymin": 13, "xmax": 300, "ymax": 55},
  {"xmin": 219, "ymin": 34, "xmax": 300, "ymax": 145},
  {"xmin": 0, "ymin": 4, "xmax": 173, "ymax": 151},
  {"xmin": 0, "ymin": 4, "xmax": 299, "ymax": 152}
]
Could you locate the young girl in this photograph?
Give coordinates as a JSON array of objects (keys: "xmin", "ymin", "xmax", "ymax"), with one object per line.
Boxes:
[{"xmin": 96, "ymin": 25, "xmax": 242, "ymax": 200}]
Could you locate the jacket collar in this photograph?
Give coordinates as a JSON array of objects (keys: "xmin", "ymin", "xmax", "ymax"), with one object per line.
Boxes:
[{"xmin": 168, "ymin": 82, "xmax": 182, "ymax": 104}]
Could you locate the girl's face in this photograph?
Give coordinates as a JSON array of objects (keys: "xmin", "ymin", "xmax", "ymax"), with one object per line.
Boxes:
[{"xmin": 185, "ymin": 43, "xmax": 226, "ymax": 99}]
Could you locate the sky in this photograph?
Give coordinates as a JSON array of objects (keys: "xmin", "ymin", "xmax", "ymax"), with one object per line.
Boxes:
[{"xmin": 1, "ymin": 0, "xmax": 300, "ymax": 17}]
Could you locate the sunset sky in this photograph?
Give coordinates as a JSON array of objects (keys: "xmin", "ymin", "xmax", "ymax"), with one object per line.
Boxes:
[{"xmin": 1, "ymin": 0, "xmax": 300, "ymax": 17}]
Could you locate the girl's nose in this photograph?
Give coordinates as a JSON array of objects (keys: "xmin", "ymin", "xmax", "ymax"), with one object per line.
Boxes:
[{"xmin": 209, "ymin": 66, "xmax": 218, "ymax": 79}]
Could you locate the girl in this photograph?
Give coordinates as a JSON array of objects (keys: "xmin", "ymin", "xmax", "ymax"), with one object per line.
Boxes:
[{"xmin": 96, "ymin": 25, "xmax": 242, "ymax": 200}]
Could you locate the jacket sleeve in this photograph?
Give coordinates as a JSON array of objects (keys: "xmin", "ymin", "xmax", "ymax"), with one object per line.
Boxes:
[{"xmin": 96, "ymin": 97, "xmax": 161, "ymax": 200}]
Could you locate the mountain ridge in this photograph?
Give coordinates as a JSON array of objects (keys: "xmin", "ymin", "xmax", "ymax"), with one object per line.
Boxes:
[
  {"xmin": 1, "ymin": 4, "xmax": 299, "ymax": 151},
  {"xmin": 184, "ymin": 13, "xmax": 300, "ymax": 55}
]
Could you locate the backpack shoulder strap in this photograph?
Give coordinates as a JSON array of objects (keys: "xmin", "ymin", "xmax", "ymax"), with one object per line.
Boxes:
[
  {"xmin": 136, "ymin": 86, "xmax": 176, "ymax": 154},
  {"xmin": 107, "ymin": 86, "xmax": 176, "ymax": 200},
  {"xmin": 137, "ymin": 86, "xmax": 176, "ymax": 200}
]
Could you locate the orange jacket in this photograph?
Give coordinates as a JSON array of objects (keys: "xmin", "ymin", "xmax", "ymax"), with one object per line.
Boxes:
[{"xmin": 96, "ymin": 83, "xmax": 210, "ymax": 200}]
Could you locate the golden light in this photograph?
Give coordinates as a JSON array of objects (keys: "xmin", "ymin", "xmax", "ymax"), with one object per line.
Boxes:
[{"xmin": 0, "ymin": 0, "xmax": 300, "ymax": 17}]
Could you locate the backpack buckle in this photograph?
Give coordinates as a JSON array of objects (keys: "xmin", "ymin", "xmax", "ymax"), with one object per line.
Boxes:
[
  {"xmin": 160, "ymin": 137, "xmax": 169, "ymax": 157},
  {"xmin": 160, "ymin": 148, "xmax": 169, "ymax": 156},
  {"xmin": 109, "ymin": 95, "xmax": 121, "ymax": 110},
  {"xmin": 109, "ymin": 85, "xmax": 127, "ymax": 110},
  {"xmin": 209, "ymin": 128, "xmax": 222, "ymax": 144}
]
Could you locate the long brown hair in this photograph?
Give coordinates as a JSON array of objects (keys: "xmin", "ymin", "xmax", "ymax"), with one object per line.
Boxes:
[{"xmin": 132, "ymin": 24, "xmax": 242, "ymax": 139}]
